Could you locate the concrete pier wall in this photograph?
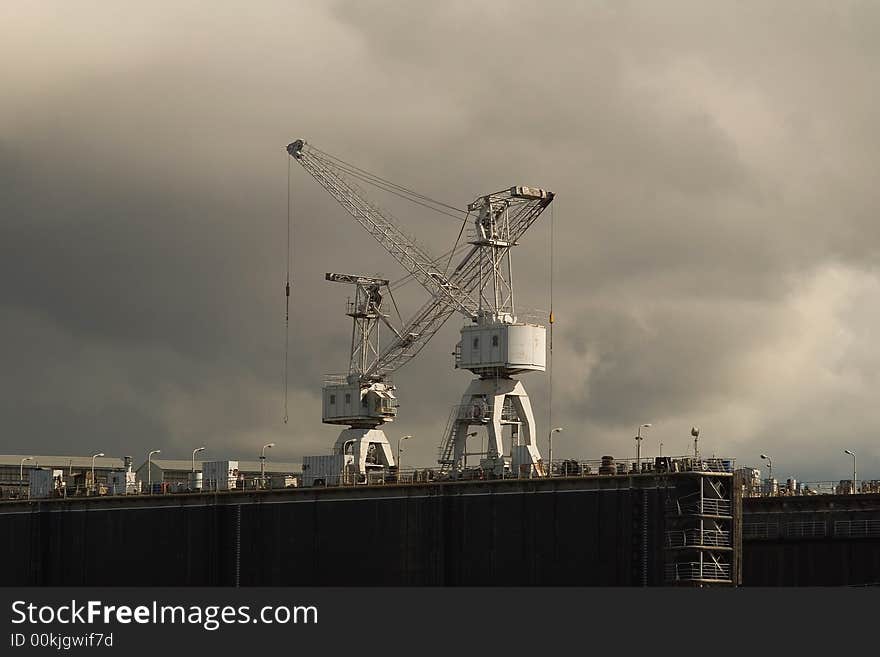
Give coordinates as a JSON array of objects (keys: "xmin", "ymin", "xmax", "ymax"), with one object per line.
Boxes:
[{"xmin": 0, "ymin": 473, "xmax": 733, "ymax": 586}]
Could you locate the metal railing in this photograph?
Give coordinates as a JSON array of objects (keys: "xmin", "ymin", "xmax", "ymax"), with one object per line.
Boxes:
[
  {"xmin": 298, "ymin": 455, "xmax": 739, "ymax": 491},
  {"xmin": 676, "ymin": 499, "xmax": 732, "ymax": 517},
  {"xmin": 9, "ymin": 452, "xmax": 742, "ymax": 501},
  {"xmin": 742, "ymin": 522, "xmax": 780, "ymax": 540},
  {"xmin": 743, "ymin": 479, "xmax": 880, "ymax": 497},
  {"xmin": 798, "ymin": 481, "xmax": 839, "ymax": 495},
  {"xmin": 665, "ymin": 529, "xmax": 731, "ymax": 548},
  {"xmin": 664, "ymin": 561, "xmax": 732, "ymax": 582},
  {"xmin": 513, "ymin": 308, "xmax": 550, "ymax": 325},
  {"xmin": 785, "ymin": 520, "xmax": 826, "ymax": 538},
  {"xmin": 703, "ymin": 499, "xmax": 733, "ymax": 516},
  {"xmin": 744, "ymin": 519, "xmax": 880, "ymax": 540},
  {"xmin": 834, "ymin": 520, "xmax": 880, "ymax": 538},
  {"xmin": 544, "ymin": 455, "xmax": 735, "ymax": 478},
  {"xmin": 217, "ymin": 454, "xmax": 742, "ymax": 494}
]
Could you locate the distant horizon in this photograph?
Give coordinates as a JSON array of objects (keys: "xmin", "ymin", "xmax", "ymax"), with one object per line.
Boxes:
[{"xmin": 0, "ymin": 446, "xmax": 864, "ymax": 486}]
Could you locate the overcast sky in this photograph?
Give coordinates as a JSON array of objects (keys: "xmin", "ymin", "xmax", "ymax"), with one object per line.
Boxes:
[{"xmin": 3, "ymin": 1, "xmax": 880, "ymax": 482}]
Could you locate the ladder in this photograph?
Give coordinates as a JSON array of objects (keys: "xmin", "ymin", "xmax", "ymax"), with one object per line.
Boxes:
[{"xmin": 437, "ymin": 404, "xmax": 464, "ymax": 475}]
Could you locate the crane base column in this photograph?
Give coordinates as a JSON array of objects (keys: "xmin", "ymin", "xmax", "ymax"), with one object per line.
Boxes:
[{"xmin": 443, "ymin": 378, "xmax": 545, "ymax": 478}]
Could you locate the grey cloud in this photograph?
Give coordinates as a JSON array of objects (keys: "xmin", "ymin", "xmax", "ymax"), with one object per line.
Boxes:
[{"xmin": 2, "ymin": 2, "xmax": 880, "ymax": 482}]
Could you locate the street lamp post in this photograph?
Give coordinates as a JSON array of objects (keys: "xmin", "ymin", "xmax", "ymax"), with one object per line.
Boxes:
[
  {"xmin": 192, "ymin": 446, "xmax": 206, "ymax": 473},
  {"xmin": 635, "ymin": 424, "xmax": 652, "ymax": 473},
  {"xmin": 397, "ymin": 435, "xmax": 412, "ymax": 480},
  {"xmin": 760, "ymin": 454, "xmax": 772, "ymax": 495},
  {"xmin": 548, "ymin": 427, "xmax": 563, "ymax": 477},
  {"xmin": 260, "ymin": 443, "xmax": 276, "ymax": 489},
  {"xmin": 659, "ymin": 442, "xmax": 663, "ymax": 457},
  {"xmin": 147, "ymin": 450, "xmax": 160, "ymax": 494},
  {"xmin": 91, "ymin": 452, "xmax": 105, "ymax": 496},
  {"xmin": 844, "ymin": 449, "xmax": 857, "ymax": 494},
  {"xmin": 19, "ymin": 457, "xmax": 33, "ymax": 499},
  {"xmin": 191, "ymin": 446, "xmax": 206, "ymax": 491}
]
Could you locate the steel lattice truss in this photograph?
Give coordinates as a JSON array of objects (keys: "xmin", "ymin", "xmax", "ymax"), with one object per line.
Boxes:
[{"xmin": 287, "ymin": 139, "xmax": 554, "ymax": 380}]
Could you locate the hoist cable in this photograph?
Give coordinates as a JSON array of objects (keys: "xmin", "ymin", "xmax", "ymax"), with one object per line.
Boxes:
[
  {"xmin": 445, "ymin": 211, "xmax": 470, "ymax": 275},
  {"xmin": 386, "ymin": 285, "xmax": 405, "ymax": 330},
  {"xmin": 317, "ymin": 159, "xmax": 466, "ymax": 222},
  {"xmin": 547, "ymin": 201, "xmax": 555, "ymax": 457},
  {"xmin": 310, "ymin": 146, "xmax": 468, "ymax": 215},
  {"xmin": 283, "ymin": 156, "xmax": 292, "ymax": 424}
]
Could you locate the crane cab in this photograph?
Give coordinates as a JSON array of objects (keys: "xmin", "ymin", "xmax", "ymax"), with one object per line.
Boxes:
[
  {"xmin": 322, "ymin": 380, "xmax": 398, "ymax": 426},
  {"xmin": 455, "ymin": 321, "xmax": 546, "ymax": 377}
]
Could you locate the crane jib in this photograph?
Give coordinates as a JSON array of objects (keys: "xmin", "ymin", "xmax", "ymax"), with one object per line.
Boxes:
[
  {"xmin": 288, "ymin": 140, "xmax": 477, "ymax": 317},
  {"xmin": 286, "ymin": 138, "xmax": 553, "ymax": 378}
]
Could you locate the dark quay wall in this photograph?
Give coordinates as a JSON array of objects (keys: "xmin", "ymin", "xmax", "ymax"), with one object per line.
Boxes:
[
  {"xmin": 0, "ymin": 474, "xmax": 723, "ymax": 586},
  {"xmin": 742, "ymin": 493, "xmax": 880, "ymax": 586}
]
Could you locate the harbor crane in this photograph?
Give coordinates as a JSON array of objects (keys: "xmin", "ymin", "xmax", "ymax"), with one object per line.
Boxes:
[
  {"xmin": 287, "ymin": 139, "xmax": 554, "ymax": 480},
  {"xmin": 315, "ymin": 272, "xmax": 399, "ymax": 480}
]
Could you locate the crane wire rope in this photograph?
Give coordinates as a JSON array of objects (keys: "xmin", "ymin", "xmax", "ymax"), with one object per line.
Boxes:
[
  {"xmin": 282, "ymin": 156, "xmax": 292, "ymax": 424},
  {"xmin": 287, "ymin": 142, "xmax": 479, "ymax": 379},
  {"xmin": 445, "ymin": 211, "xmax": 471, "ymax": 275},
  {"xmin": 388, "ymin": 241, "xmax": 471, "ymax": 291},
  {"xmin": 316, "ymin": 159, "xmax": 466, "ymax": 222},
  {"xmin": 547, "ymin": 201, "xmax": 555, "ymax": 464},
  {"xmin": 306, "ymin": 143, "xmax": 475, "ymax": 292},
  {"xmin": 310, "ymin": 146, "xmax": 468, "ymax": 216},
  {"xmin": 385, "ymin": 284, "xmax": 405, "ymax": 331}
]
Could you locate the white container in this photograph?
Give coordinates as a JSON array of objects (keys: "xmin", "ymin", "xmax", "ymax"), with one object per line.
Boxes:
[
  {"xmin": 202, "ymin": 460, "xmax": 239, "ymax": 491},
  {"xmin": 302, "ymin": 454, "xmax": 352, "ymax": 487}
]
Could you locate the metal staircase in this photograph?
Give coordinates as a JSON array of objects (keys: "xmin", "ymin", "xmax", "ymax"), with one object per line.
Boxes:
[
  {"xmin": 437, "ymin": 405, "xmax": 464, "ymax": 476},
  {"xmin": 664, "ymin": 469, "xmax": 737, "ymax": 586}
]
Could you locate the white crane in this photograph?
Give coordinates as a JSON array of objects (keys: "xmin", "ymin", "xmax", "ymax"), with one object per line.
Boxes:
[
  {"xmin": 287, "ymin": 139, "xmax": 554, "ymax": 481},
  {"xmin": 317, "ymin": 272, "xmax": 399, "ymax": 480}
]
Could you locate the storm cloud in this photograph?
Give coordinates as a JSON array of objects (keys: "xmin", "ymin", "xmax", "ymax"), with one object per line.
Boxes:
[{"xmin": 2, "ymin": 1, "xmax": 880, "ymax": 482}]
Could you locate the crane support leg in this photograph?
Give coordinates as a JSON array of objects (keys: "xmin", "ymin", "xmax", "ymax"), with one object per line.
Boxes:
[
  {"xmin": 509, "ymin": 389, "xmax": 542, "ymax": 471},
  {"xmin": 333, "ymin": 428, "xmax": 396, "ymax": 482},
  {"xmin": 445, "ymin": 378, "xmax": 544, "ymax": 478}
]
